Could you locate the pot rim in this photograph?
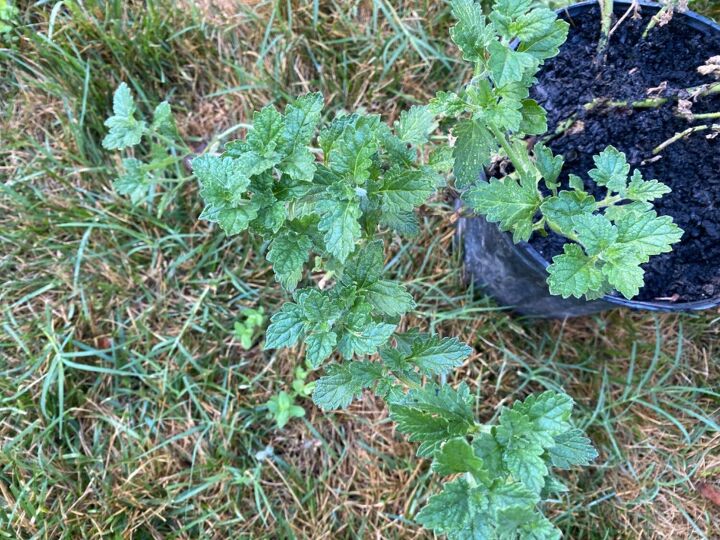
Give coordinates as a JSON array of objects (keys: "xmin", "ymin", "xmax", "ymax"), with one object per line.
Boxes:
[{"xmin": 517, "ymin": 0, "xmax": 720, "ymax": 312}]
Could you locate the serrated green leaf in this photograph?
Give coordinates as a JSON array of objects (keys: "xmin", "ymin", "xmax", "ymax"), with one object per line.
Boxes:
[
  {"xmin": 264, "ymin": 302, "xmax": 305, "ymax": 350},
  {"xmin": 489, "ymin": 481, "xmax": 539, "ymax": 512},
  {"xmin": 549, "ymin": 428, "xmax": 598, "ymax": 469},
  {"xmin": 572, "ymin": 213, "xmax": 618, "ymax": 256},
  {"xmin": 490, "ymin": 1, "xmax": 556, "ymax": 43},
  {"xmin": 515, "ymin": 7, "xmax": 557, "ymax": 42},
  {"xmin": 416, "ymin": 478, "xmax": 485, "ymax": 533},
  {"xmin": 485, "ymin": 97, "xmax": 524, "ymax": 133},
  {"xmin": 194, "ymin": 154, "xmax": 263, "ymax": 235},
  {"xmin": 472, "ymin": 433, "xmax": 505, "ymax": 475},
  {"xmin": 312, "ymin": 361, "xmax": 384, "ymax": 410},
  {"xmin": 337, "ymin": 320, "xmax": 396, "ymax": 358},
  {"xmin": 518, "ymin": 19, "xmax": 569, "ymax": 61},
  {"xmin": 491, "ymin": 0, "xmax": 532, "ymax": 19},
  {"xmin": 429, "ymin": 91, "xmax": 468, "ymax": 116},
  {"xmin": 453, "ymin": 119, "xmax": 497, "ymax": 189},
  {"xmin": 541, "ymin": 190, "xmax": 597, "ymax": 232},
  {"xmin": 305, "ymin": 331, "xmax": 337, "ymax": 368},
  {"xmin": 433, "ymin": 438, "xmax": 488, "ymax": 481},
  {"xmin": 519, "ymin": 515, "xmax": 562, "ymax": 540},
  {"xmin": 267, "ymin": 230, "xmax": 312, "ymax": 291},
  {"xmin": 406, "ymin": 334, "xmax": 472, "ymax": 376},
  {"xmin": 276, "ymin": 93, "xmax": 323, "ymax": 180},
  {"xmin": 319, "ymin": 113, "xmax": 359, "ymax": 158},
  {"xmin": 114, "ymin": 157, "xmax": 150, "ymax": 204},
  {"xmin": 488, "ymin": 40, "xmax": 537, "ymax": 87},
  {"xmin": 151, "ymin": 101, "xmax": 173, "ymax": 133},
  {"xmin": 467, "ymin": 174, "xmax": 541, "ymax": 242},
  {"xmin": 280, "ymin": 92, "xmax": 323, "ymax": 151},
  {"xmin": 247, "ymin": 105, "xmax": 284, "ymax": 157},
  {"xmin": 343, "ymin": 240, "xmax": 384, "ymax": 286},
  {"xmin": 626, "ymin": 169, "xmax": 672, "ymax": 202},
  {"xmin": 588, "ymin": 146, "xmax": 630, "ymax": 195},
  {"xmin": 282, "ymin": 147, "xmax": 317, "ymax": 182},
  {"xmin": 513, "ymin": 391, "xmax": 574, "ymax": 439},
  {"xmin": 316, "ymin": 185, "xmax": 362, "ymax": 262},
  {"xmin": 503, "ymin": 442, "xmax": 547, "ymax": 492},
  {"xmin": 613, "ymin": 209, "xmax": 683, "ymax": 260},
  {"xmin": 394, "ymin": 105, "xmax": 437, "ymax": 146},
  {"xmin": 568, "ymin": 173, "xmax": 585, "ymax": 192},
  {"xmin": 519, "ymin": 99, "xmax": 547, "ymax": 135},
  {"xmin": 103, "ymin": 83, "xmax": 147, "ymax": 150},
  {"xmin": 389, "ymin": 383, "xmax": 475, "ymax": 457},
  {"xmin": 602, "ymin": 256, "xmax": 645, "ymax": 299},
  {"xmin": 364, "ymin": 280, "xmax": 415, "ymax": 317},
  {"xmin": 380, "ymin": 211, "xmax": 419, "ymax": 236},
  {"xmin": 428, "ymin": 146, "xmax": 455, "ymax": 174},
  {"xmin": 542, "ymin": 476, "xmax": 569, "ymax": 494},
  {"xmin": 373, "ymin": 166, "xmax": 435, "ymax": 213},
  {"xmin": 298, "ymin": 288, "xmax": 343, "ymax": 323},
  {"xmin": 449, "ymin": 0, "xmax": 493, "ymax": 62},
  {"xmin": 329, "ymin": 116, "xmax": 379, "ymax": 183},
  {"xmin": 547, "ymin": 243, "xmax": 604, "ymax": 299}
]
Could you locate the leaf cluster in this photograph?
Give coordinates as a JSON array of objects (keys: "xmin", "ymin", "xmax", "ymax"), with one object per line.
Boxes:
[
  {"xmin": 437, "ymin": 0, "xmax": 683, "ymax": 300},
  {"xmin": 391, "ymin": 389, "xmax": 598, "ymax": 540},
  {"xmin": 103, "ymin": 83, "xmax": 185, "ymax": 210}
]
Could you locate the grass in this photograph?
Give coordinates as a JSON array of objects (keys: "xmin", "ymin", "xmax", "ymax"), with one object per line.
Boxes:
[{"xmin": 1, "ymin": 0, "xmax": 719, "ymax": 538}]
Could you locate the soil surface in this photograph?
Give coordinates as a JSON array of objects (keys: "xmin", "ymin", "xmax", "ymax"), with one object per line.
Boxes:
[{"xmin": 528, "ymin": 5, "xmax": 720, "ymax": 302}]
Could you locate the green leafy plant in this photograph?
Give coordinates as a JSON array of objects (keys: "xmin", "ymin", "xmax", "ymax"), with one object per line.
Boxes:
[
  {"xmin": 266, "ymin": 391, "xmax": 306, "ymax": 429},
  {"xmin": 104, "ymin": 1, "xmax": 603, "ymax": 536},
  {"xmin": 233, "ymin": 307, "xmax": 265, "ymax": 349},
  {"xmin": 103, "ymin": 82, "xmax": 189, "ymax": 215},
  {"xmin": 0, "ymin": 0, "xmax": 17, "ymax": 34},
  {"xmin": 266, "ymin": 366, "xmax": 315, "ymax": 430},
  {"xmin": 436, "ymin": 0, "xmax": 683, "ymax": 300}
]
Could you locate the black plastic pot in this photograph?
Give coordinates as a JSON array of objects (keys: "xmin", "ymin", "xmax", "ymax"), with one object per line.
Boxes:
[{"xmin": 460, "ymin": 0, "xmax": 720, "ymax": 318}]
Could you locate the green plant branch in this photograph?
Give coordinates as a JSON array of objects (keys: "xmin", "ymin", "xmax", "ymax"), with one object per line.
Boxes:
[
  {"xmin": 653, "ymin": 124, "xmax": 715, "ymax": 154},
  {"xmin": 597, "ymin": 0, "xmax": 614, "ymax": 56}
]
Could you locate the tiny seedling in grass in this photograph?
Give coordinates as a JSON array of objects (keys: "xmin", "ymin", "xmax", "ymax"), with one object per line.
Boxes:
[
  {"xmin": 266, "ymin": 391, "xmax": 306, "ymax": 429},
  {"xmin": 265, "ymin": 367, "xmax": 315, "ymax": 429},
  {"xmin": 266, "ymin": 366, "xmax": 315, "ymax": 429},
  {"xmin": 233, "ymin": 307, "xmax": 265, "ymax": 349},
  {"xmin": 103, "ymin": 82, "xmax": 191, "ymax": 215},
  {"xmin": 0, "ymin": 0, "xmax": 17, "ymax": 34}
]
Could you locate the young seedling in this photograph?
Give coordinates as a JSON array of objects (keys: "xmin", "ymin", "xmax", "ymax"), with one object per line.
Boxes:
[
  {"xmin": 233, "ymin": 307, "xmax": 266, "ymax": 349},
  {"xmin": 104, "ymin": 1, "xmax": 599, "ymax": 537},
  {"xmin": 102, "ymin": 82, "xmax": 190, "ymax": 215},
  {"xmin": 266, "ymin": 391, "xmax": 306, "ymax": 429}
]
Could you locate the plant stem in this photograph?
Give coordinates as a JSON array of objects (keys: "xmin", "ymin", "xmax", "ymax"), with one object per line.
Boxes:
[
  {"xmin": 597, "ymin": 194, "xmax": 622, "ymax": 208},
  {"xmin": 687, "ymin": 111, "xmax": 720, "ymax": 121},
  {"xmin": 584, "ymin": 96, "xmax": 668, "ymax": 111},
  {"xmin": 652, "ymin": 125, "xmax": 712, "ymax": 155},
  {"xmin": 489, "ymin": 125, "xmax": 529, "ymax": 179},
  {"xmin": 583, "ymin": 83, "xmax": 720, "ymax": 113},
  {"xmin": 597, "ymin": 0, "xmax": 614, "ymax": 56},
  {"xmin": 643, "ymin": 4, "xmax": 671, "ymax": 38},
  {"xmin": 547, "ymin": 220, "xmax": 580, "ymax": 243}
]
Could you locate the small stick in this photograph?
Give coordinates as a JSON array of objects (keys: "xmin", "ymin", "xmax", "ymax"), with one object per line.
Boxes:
[
  {"xmin": 652, "ymin": 125, "xmax": 711, "ymax": 155},
  {"xmin": 608, "ymin": 1, "xmax": 639, "ymax": 41}
]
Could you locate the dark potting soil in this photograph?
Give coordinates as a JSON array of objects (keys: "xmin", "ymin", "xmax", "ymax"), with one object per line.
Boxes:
[{"xmin": 527, "ymin": 6, "xmax": 720, "ymax": 302}]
